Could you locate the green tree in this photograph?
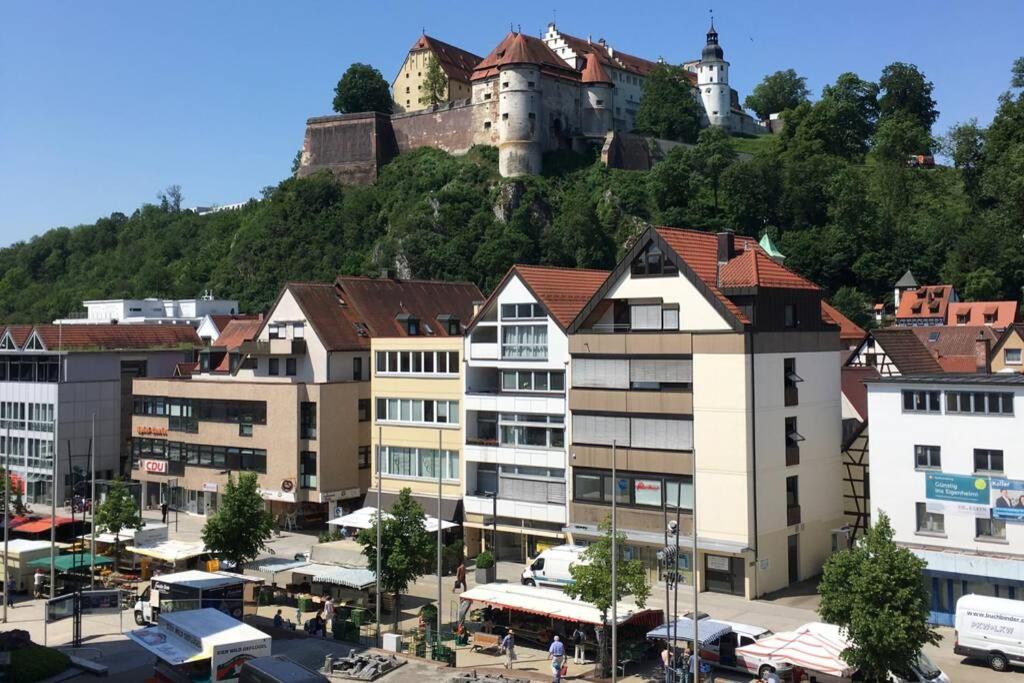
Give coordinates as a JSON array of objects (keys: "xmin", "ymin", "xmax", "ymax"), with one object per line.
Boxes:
[
  {"xmin": 744, "ymin": 69, "xmax": 810, "ymax": 120},
  {"xmin": 871, "ymin": 111, "xmax": 933, "ymax": 162},
  {"xmin": 963, "ymin": 267, "xmax": 1002, "ymax": 300},
  {"xmin": 878, "ymin": 62, "xmax": 938, "ymax": 132},
  {"xmin": 693, "ymin": 126, "xmax": 738, "ymax": 212},
  {"xmin": 356, "ymin": 488, "xmax": 433, "ymax": 631},
  {"xmin": 565, "ymin": 517, "xmax": 650, "ymax": 677},
  {"xmin": 634, "ymin": 64, "xmax": 702, "ymax": 143},
  {"xmin": 94, "ymin": 479, "xmax": 143, "ymax": 567},
  {"xmin": 820, "ymin": 72, "xmax": 880, "ymax": 157},
  {"xmin": 332, "ymin": 63, "xmax": 393, "ymax": 114},
  {"xmin": 818, "ymin": 512, "xmax": 938, "ymax": 682},
  {"xmin": 941, "ymin": 120, "xmax": 985, "ymax": 200},
  {"xmin": 201, "ymin": 473, "xmax": 275, "ymax": 569},
  {"xmin": 829, "ymin": 287, "xmax": 872, "ymax": 330},
  {"xmin": 419, "ymin": 56, "xmax": 448, "ymax": 107}
]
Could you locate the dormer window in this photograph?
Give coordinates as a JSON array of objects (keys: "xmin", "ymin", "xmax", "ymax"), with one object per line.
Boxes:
[
  {"xmin": 25, "ymin": 335, "xmax": 43, "ymax": 351},
  {"xmin": 984, "ymin": 314, "xmax": 995, "ymax": 324},
  {"xmin": 0, "ymin": 335, "xmax": 13, "ymax": 350},
  {"xmin": 397, "ymin": 313, "xmax": 420, "ymax": 336},
  {"xmin": 956, "ymin": 314, "xmax": 968, "ymax": 325},
  {"xmin": 630, "ymin": 242, "xmax": 679, "ymax": 277},
  {"xmin": 437, "ymin": 314, "xmax": 461, "ymax": 336}
]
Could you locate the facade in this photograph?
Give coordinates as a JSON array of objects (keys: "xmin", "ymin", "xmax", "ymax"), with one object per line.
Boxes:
[
  {"xmin": 564, "ymin": 227, "xmax": 845, "ymax": 598},
  {"xmin": 894, "ymin": 285, "xmax": 958, "ymax": 327},
  {"xmin": 947, "ymin": 301, "xmax": 1018, "ymax": 329},
  {"xmin": 367, "ymin": 279, "xmax": 482, "ymax": 528},
  {"xmin": 462, "ymin": 265, "xmax": 608, "ymax": 561},
  {"xmin": 867, "ymin": 374, "xmax": 1024, "ymax": 625},
  {"xmin": 991, "ymin": 324, "xmax": 1024, "ymax": 373},
  {"xmin": 391, "ymin": 35, "xmax": 482, "ymax": 113},
  {"xmin": 0, "ymin": 323, "xmax": 198, "ymax": 503},
  {"xmin": 54, "ymin": 294, "xmax": 240, "ymax": 326}
]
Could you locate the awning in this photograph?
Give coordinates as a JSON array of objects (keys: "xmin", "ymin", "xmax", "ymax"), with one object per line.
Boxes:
[
  {"xmin": 243, "ymin": 558, "xmax": 311, "ymax": 585},
  {"xmin": 646, "ymin": 618, "xmax": 732, "ymax": 646},
  {"xmin": 127, "ymin": 540, "xmax": 209, "ymax": 562},
  {"xmin": 735, "ymin": 622, "xmax": 855, "ymax": 678},
  {"xmin": 15, "ymin": 517, "xmax": 75, "ymax": 534},
  {"xmin": 459, "ymin": 583, "xmax": 661, "ymax": 627},
  {"xmin": 310, "ymin": 566, "xmax": 376, "ymax": 590},
  {"xmin": 369, "ymin": 493, "xmax": 461, "ymax": 521},
  {"xmin": 128, "ymin": 625, "xmax": 205, "ymax": 665},
  {"xmin": 327, "ymin": 506, "xmax": 458, "ymax": 532},
  {"xmin": 28, "ymin": 553, "xmax": 113, "ymax": 571},
  {"xmin": 563, "ymin": 524, "xmax": 752, "ymax": 555}
]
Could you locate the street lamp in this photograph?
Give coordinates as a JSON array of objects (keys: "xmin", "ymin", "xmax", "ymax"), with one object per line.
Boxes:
[{"xmin": 611, "ymin": 439, "xmax": 618, "ymax": 683}]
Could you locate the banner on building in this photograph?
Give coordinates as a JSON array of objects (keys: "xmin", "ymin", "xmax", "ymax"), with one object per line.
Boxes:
[
  {"xmin": 990, "ymin": 478, "xmax": 1024, "ymax": 522},
  {"xmin": 925, "ymin": 473, "xmax": 990, "ymax": 504}
]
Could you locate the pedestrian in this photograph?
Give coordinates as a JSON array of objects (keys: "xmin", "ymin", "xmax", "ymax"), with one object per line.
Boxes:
[
  {"xmin": 548, "ymin": 634, "xmax": 566, "ymax": 682},
  {"xmin": 573, "ymin": 623, "xmax": 586, "ymax": 664},
  {"xmin": 454, "ymin": 560, "xmax": 466, "ymax": 593},
  {"xmin": 5, "ymin": 578, "xmax": 14, "ymax": 608},
  {"xmin": 501, "ymin": 629, "xmax": 516, "ymax": 669},
  {"xmin": 160, "ymin": 500, "xmax": 168, "ymax": 524},
  {"xmin": 273, "ymin": 609, "xmax": 284, "ymax": 628},
  {"xmin": 320, "ymin": 596, "xmax": 335, "ymax": 638},
  {"xmin": 679, "ymin": 646, "xmax": 692, "ymax": 683},
  {"xmin": 482, "ymin": 604, "xmax": 494, "ymax": 633},
  {"xmin": 33, "ymin": 569, "xmax": 44, "ymax": 599}
]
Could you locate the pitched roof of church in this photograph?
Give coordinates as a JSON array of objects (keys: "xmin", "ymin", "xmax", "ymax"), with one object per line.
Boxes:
[
  {"xmin": 409, "ymin": 34, "xmax": 483, "ymax": 83},
  {"xmin": 472, "ymin": 32, "xmax": 580, "ymax": 82}
]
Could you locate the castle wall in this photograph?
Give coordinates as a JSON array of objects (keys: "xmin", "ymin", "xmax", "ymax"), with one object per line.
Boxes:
[
  {"xmin": 390, "ymin": 99, "xmax": 497, "ymax": 155},
  {"xmin": 298, "ymin": 112, "xmax": 397, "ymax": 185}
]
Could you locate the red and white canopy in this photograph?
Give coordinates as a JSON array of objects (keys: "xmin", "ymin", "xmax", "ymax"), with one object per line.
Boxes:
[{"xmin": 735, "ymin": 622, "xmax": 855, "ymax": 678}]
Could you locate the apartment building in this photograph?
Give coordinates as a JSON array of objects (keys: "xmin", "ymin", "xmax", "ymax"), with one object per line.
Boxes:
[
  {"xmin": 0, "ymin": 323, "xmax": 198, "ymax": 503},
  {"xmin": 368, "ymin": 279, "xmax": 481, "ymax": 526},
  {"xmin": 564, "ymin": 227, "xmax": 845, "ymax": 598},
  {"xmin": 54, "ymin": 294, "xmax": 240, "ymax": 326},
  {"xmin": 867, "ymin": 374, "xmax": 1024, "ymax": 625},
  {"xmin": 462, "ymin": 265, "xmax": 608, "ymax": 560}
]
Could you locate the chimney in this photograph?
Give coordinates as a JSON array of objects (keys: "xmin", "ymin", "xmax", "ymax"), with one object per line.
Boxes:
[
  {"xmin": 975, "ymin": 331, "xmax": 992, "ymax": 374},
  {"xmin": 717, "ymin": 230, "xmax": 736, "ymax": 265}
]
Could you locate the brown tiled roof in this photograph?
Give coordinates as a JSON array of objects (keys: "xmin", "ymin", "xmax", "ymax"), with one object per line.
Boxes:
[
  {"xmin": 209, "ymin": 314, "xmax": 259, "ymax": 334},
  {"xmin": 2, "ymin": 325, "xmax": 32, "ymax": 347},
  {"xmin": 473, "ymin": 32, "xmax": 580, "ymax": 82},
  {"xmin": 212, "ymin": 319, "xmax": 262, "ymax": 352},
  {"xmin": 717, "ymin": 247, "xmax": 820, "ymax": 291},
  {"xmin": 336, "ymin": 276, "xmax": 483, "ymax": 340},
  {"xmin": 509, "ymin": 265, "xmax": 609, "ymax": 329},
  {"xmin": 580, "ymin": 52, "xmax": 612, "ymax": 84},
  {"xmin": 896, "ymin": 285, "xmax": 954, "ymax": 320},
  {"xmin": 29, "ymin": 324, "xmax": 200, "ymax": 351},
  {"xmin": 868, "ymin": 328, "xmax": 943, "ymax": 374},
  {"xmin": 946, "ymin": 301, "xmax": 1018, "ymax": 328},
  {"xmin": 280, "ymin": 282, "xmax": 360, "ymax": 352},
  {"xmin": 911, "ymin": 325, "xmax": 996, "ymax": 373},
  {"xmin": 174, "ymin": 362, "xmax": 198, "ymax": 378},
  {"xmin": 821, "ymin": 301, "xmax": 867, "ymax": 344},
  {"xmin": 842, "ymin": 366, "xmax": 879, "ymax": 421},
  {"xmin": 410, "ymin": 34, "xmax": 483, "ymax": 83},
  {"xmin": 554, "ymin": 32, "xmax": 658, "ymax": 77}
]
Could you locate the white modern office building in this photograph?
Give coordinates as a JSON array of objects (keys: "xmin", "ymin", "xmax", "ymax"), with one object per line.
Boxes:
[
  {"xmin": 54, "ymin": 293, "xmax": 240, "ymax": 327},
  {"xmin": 867, "ymin": 373, "xmax": 1024, "ymax": 625}
]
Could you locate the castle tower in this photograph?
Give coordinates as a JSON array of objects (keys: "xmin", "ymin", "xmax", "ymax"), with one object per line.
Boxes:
[
  {"xmin": 697, "ymin": 20, "xmax": 731, "ymax": 129},
  {"xmin": 580, "ymin": 52, "xmax": 613, "ymax": 137},
  {"xmin": 497, "ymin": 59, "xmax": 542, "ymax": 176}
]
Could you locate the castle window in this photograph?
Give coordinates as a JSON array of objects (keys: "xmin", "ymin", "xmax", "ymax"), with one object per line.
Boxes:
[
  {"xmin": 405, "ymin": 87, "xmax": 410, "ymax": 94},
  {"xmin": 528, "ymin": 113, "xmax": 536, "ymax": 120},
  {"xmin": 406, "ymin": 100, "xmax": 410, "ymax": 107},
  {"xmin": 484, "ymin": 121, "xmax": 491, "ymax": 130},
  {"xmin": 596, "ymin": 99, "xmax": 604, "ymax": 105},
  {"xmin": 502, "ymin": 81, "xmax": 509, "ymax": 88},
  {"xmin": 528, "ymin": 81, "xmax": 535, "ymax": 88},
  {"xmin": 484, "ymin": 93, "xmax": 491, "ymax": 100},
  {"xmin": 502, "ymin": 113, "xmax": 509, "ymax": 120}
]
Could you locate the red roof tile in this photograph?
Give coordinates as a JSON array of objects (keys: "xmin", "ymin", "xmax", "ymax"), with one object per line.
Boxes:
[
  {"xmin": 409, "ymin": 34, "xmax": 483, "ymax": 83},
  {"xmin": 717, "ymin": 248, "xmax": 820, "ymax": 291},
  {"xmin": 554, "ymin": 32, "xmax": 659, "ymax": 77},
  {"xmin": 841, "ymin": 366, "xmax": 879, "ymax": 421},
  {"xmin": 512, "ymin": 265, "xmax": 609, "ymax": 329},
  {"xmin": 473, "ymin": 32, "xmax": 580, "ymax": 82},
  {"xmin": 209, "ymin": 314, "xmax": 259, "ymax": 334},
  {"xmin": 580, "ymin": 52, "xmax": 612, "ymax": 84},
  {"xmin": 28, "ymin": 324, "xmax": 200, "ymax": 351},
  {"xmin": 2, "ymin": 325, "xmax": 32, "ymax": 347},
  {"xmin": 896, "ymin": 285, "xmax": 955, "ymax": 320},
  {"xmin": 336, "ymin": 276, "xmax": 483, "ymax": 340},
  {"xmin": 213, "ymin": 319, "xmax": 262, "ymax": 351},
  {"xmin": 866, "ymin": 328, "xmax": 944, "ymax": 374},
  {"xmin": 821, "ymin": 301, "xmax": 867, "ymax": 344},
  {"xmin": 280, "ymin": 282, "xmax": 362, "ymax": 352},
  {"xmin": 946, "ymin": 301, "xmax": 1018, "ymax": 328}
]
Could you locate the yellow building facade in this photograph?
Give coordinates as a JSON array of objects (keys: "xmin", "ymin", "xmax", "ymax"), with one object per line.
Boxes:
[{"xmin": 391, "ymin": 35, "xmax": 480, "ymax": 113}]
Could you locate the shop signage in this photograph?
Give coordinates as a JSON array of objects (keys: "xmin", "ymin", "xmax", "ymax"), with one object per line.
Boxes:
[
  {"xmin": 925, "ymin": 473, "xmax": 989, "ymax": 505},
  {"xmin": 136, "ymin": 425, "xmax": 168, "ymax": 437},
  {"xmin": 79, "ymin": 589, "xmax": 121, "ymax": 615},
  {"xmin": 280, "ymin": 479, "xmax": 295, "ymax": 493},
  {"xmin": 142, "ymin": 459, "xmax": 168, "ymax": 474},
  {"xmin": 258, "ymin": 488, "xmax": 296, "ymax": 503},
  {"xmin": 706, "ymin": 555, "xmax": 731, "ymax": 572},
  {"xmin": 925, "ymin": 501, "xmax": 989, "ymax": 517},
  {"xmin": 46, "ymin": 594, "xmax": 75, "ymax": 623},
  {"xmin": 990, "ymin": 478, "xmax": 1024, "ymax": 523},
  {"xmin": 202, "ymin": 482, "xmax": 218, "ymax": 493}
]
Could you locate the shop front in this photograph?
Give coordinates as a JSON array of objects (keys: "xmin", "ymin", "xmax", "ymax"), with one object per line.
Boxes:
[{"xmin": 704, "ymin": 553, "xmax": 745, "ymax": 596}]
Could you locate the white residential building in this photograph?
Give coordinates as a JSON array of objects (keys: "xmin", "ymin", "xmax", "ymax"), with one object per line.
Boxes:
[
  {"xmin": 55, "ymin": 294, "xmax": 240, "ymax": 327},
  {"xmin": 868, "ymin": 373, "xmax": 1024, "ymax": 625}
]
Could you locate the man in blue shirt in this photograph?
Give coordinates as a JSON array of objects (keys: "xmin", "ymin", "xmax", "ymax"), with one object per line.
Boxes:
[{"xmin": 548, "ymin": 635, "xmax": 566, "ymax": 682}]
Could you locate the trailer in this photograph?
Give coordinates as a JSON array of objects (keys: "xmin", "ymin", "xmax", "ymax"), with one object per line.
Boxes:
[{"xmin": 134, "ymin": 570, "xmax": 262, "ymax": 625}]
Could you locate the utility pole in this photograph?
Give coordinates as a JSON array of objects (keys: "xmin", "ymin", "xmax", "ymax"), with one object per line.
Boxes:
[
  {"xmin": 436, "ymin": 429, "xmax": 443, "ymax": 638},
  {"xmin": 90, "ymin": 414, "xmax": 96, "ymax": 589},
  {"xmin": 691, "ymin": 448, "xmax": 699, "ymax": 683},
  {"xmin": 611, "ymin": 439, "xmax": 617, "ymax": 683},
  {"xmin": 50, "ymin": 322, "xmax": 62, "ymax": 599},
  {"xmin": 3, "ymin": 425, "xmax": 9, "ymax": 623},
  {"xmin": 375, "ymin": 426, "xmax": 382, "ymax": 647}
]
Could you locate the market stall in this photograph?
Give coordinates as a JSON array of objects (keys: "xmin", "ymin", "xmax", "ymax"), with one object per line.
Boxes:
[
  {"xmin": 735, "ymin": 622, "xmax": 856, "ymax": 680},
  {"xmin": 127, "ymin": 539, "xmax": 215, "ymax": 575},
  {"xmin": 128, "ymin": 607, "xmax": 271, "ymax": 683},
  {"xmin": 646, "ymin": 617, "xmax": 733, "ymax": 646},
  {"xmin": 0, "ymin": 539, "xmax": 53, "ymax": 592},
  {"xmin": 291, "ymin": 563, "xmax": 376, "ymax": 605},
  {"xmin": 327, "ymin": 506, "xmax": 458, "ymax": 533}
]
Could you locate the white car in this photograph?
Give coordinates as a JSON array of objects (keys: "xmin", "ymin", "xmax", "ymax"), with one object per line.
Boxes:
[{"xmin": 694, "ymin": 616, "xmax": 788, "ymax": 680}]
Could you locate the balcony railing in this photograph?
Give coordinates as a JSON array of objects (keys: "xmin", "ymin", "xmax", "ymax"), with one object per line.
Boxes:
[
  {"xmin": 466, "ymin": 436, "xmax": 499, "ymax": 447},
  {"xmin": 240, "ymin": 338, "xmax": 307, "ymax": 355},
  {"xmin": 787, "ymin": 505, "xmax": 801, "ymax": 526}
]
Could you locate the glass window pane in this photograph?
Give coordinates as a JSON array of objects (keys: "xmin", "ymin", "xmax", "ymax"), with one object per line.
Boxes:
[
  {"xmin": 519, "ymin": 372, "xmax": 532, "ymax": 390},
  {"xmin": 424, "ymin": 352, "xmax": 434, "ymax": 373},
  {"xmin": 411, "ymin": 400, "xmax": 423, "ymax": 422},
  {"xmin": 534, "ymin": 372, "xmax": 548, "ymax": 391},
  {"xmin": 502, "ymin": 371, "xmax": 517, "ymax": 391}
]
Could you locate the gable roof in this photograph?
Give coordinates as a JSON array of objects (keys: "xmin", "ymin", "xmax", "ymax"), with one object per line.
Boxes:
[
  {"xmin": 946, "ymin": 301, "xmax": 1018, "ymax": 328},
  {"xmin": 821, "ymin": 301, "xmax": 867, "ymax": 345},
  {"xmin": 580, "ymin": 52, "xmax": 613, "ymax": 84},
  {"xmin": 912, "ymin": 325, "xmax": 996, "ymax": 373},
  {"xmin": 991, "ymin": 323, "xmax": 1024, "ymax": 359},
  {"xmin": 472, "ymin": 265, "xmax": 609, "ymax": 332},
  {"xmin": 717, "ymin": 248, "xmax": 819, "ymax": 291},
  {"xmin": 895, "ymin": 285, "xmax": 954, "ymax": 320},
  {"xmin": 336, "ymin": 276, "xmax": 483, "ymax": 340},
  {"xmin": 274, "ymin": 282, "xmax": 358, "ymax": 352},
  {"xmin": 472, "ymin": 32, "xmax": 580, "ymax": 82},
  {"xmin": 408, "ymin": 34, "xmax": 483, "ymax": 83},
  {"xmin": 866, "ymin": 328, "xmax": 943, "ymax": 374},
  {"xmin": 208, "ymin": 314, "xmax": 259, "ymax": 335},
  {"xmin": 28, "ymin": 324, "xmax": 200, "ymax": 352}
]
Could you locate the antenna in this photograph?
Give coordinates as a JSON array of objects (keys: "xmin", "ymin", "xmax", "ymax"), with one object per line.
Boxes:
[{"xmin": 553, "ymin": 8, "xmax": 557, "ymax": 25}]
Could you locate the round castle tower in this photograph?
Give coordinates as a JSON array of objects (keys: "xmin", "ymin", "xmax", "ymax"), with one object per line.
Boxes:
[
  {"xmin": 498, "ymin": 63, "xmax": 542, "ymax": 176},
  {"xmin": 697, "ymin": 21, "xmax": 731, "ymax": 129},
  {"xmin": 580, "ymin": 52, "xmax": 613, "ymax": 138}
]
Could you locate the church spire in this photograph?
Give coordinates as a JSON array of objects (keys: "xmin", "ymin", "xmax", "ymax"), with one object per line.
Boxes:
[{"xmin": 702, "ymin": 17, "xmax": 724, "ymax": 61}]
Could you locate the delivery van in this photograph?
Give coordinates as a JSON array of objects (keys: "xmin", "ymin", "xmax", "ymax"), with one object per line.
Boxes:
[
  {"xmin": 521, "ymin": 545, "xmax": 587, "ymax": 588},
  {"xmin": 134, "ymin": 570, "xmax": 256, "ymax": 625},
  {"xmin": 955, "ymin": 593, "xmax": 1024, "ymax": 671}
]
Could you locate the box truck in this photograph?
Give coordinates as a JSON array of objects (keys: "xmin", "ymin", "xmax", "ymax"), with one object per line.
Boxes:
[
  {"xmin": 134, "ymin": 570, "xmax": 259, "ymax": 625},
  {"xmin": 955, "ymin": 593, "xmax": 1024, "ymax": 671}
]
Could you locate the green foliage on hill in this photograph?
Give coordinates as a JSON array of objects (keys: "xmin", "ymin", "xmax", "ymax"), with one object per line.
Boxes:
[{"xmin": 3, "ymin": 59, "xmax": 1024, "ymax": 325}]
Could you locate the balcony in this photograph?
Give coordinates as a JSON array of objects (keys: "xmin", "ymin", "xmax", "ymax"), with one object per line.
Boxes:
[
  {"xmin": 470, "ymin": 342, "xmax": 499, "ymax": 360},
  {"xmin": 240, "ymin": 338, "xmax": 307, "ymax": 355},
  {"xmin": 569, "ymin": 388, "xmax": 691, "ymax": 415},
  {"xmin": 570, "ymin": 332, "xmax": 693, "ymax": 356},
  {"xmin": 787, "ymin": 505, "xmax": 801, "ymax": 526}
]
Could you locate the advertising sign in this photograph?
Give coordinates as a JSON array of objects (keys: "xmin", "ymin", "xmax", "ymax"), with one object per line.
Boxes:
[
  {"xmin": 142, "ymin": 459, "xmax": 168, "ymax": 474},
  {"xmin": 212, "ymin": 637, "xmax": 271, "ymax": 682},
  {"xmin": 79, "ymin": 589, "xmax": 122, "ymax": 615},
  {"xmin": 46, "ymin": 594, "xmax": 75, "ymax": 623},
  {"xmin": 990, "ymin": 478, "xmax": 1024, "ymax": 523},
  {"xmin": 925, "ymin": 473, "xmax": 989, "ymax": 504}
]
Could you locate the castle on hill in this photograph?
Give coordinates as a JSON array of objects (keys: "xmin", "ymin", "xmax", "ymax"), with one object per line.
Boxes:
[{"xmin": 299, "ymin": 22, "xmax": 764, "ymax": 182}]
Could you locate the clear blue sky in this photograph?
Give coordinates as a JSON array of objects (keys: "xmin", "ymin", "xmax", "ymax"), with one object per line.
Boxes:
[{"xmin": 2, "ymin": 1, "xmax": 1022, "ymax": 245}]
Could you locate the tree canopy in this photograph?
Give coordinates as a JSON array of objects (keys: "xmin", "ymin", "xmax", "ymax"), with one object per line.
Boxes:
[
  {"xmin": 333, "ymin": 63, "xmax": 393, "ymax": 114},
  {"xmin": 419, "ymin": 56, "xmax": 448, "ymax": 107},
  {"xmin": 94, "ymin": 479, "xmax": 143, "ymax": 566},
  {"xmin": 744, "ymin": 68, "xmax": 811, "ymax": 120},
  {"xmin": 633, "ymin": 64, "xmax": 702, "ymax": 143},
  {"xmin": 878, "ymin": 62, "xmax": 938, "ymax": 132},
  {"xmin": 201, "ymin": 473, "xmax": 275, "ymax": 569}
]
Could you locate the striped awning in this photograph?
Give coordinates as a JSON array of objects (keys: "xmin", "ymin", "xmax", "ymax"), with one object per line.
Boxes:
[{"xmin": 309, "ymin": 566, "xmax": 376, "ymax": 589}]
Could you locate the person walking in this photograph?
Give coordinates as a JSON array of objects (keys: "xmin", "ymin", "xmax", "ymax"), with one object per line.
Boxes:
[
  {"xmin": 33, "ymin": 569, "xmax": 44, "ymax": 599},
  {"xmin": 679, "ymin": 646, "xmax": 692, "ymax": 683},
  {"xmin": 501, "ymin": 629, "xmax": 516, "ymax": 669},
  {"xmin": 160, "ymin": 501, "xmax": 168, "ymax": 524},
  {"xmin": 548, "ymin": 634, "xmax": 566, "ymax": 682},
  {"xmin": 320, "ymin": 596, "xmax": 335, "ymax": 639},
  {"xmin": 453, "ymin": 560, "xmax": 466, "ymax": 593},
  {"xmin": 572, "ymin": 624, "xmax": 586, "ymax": 664},
  {"xmin": 6, "ymin": 578, "xmax": 14, "ymax": 608}
]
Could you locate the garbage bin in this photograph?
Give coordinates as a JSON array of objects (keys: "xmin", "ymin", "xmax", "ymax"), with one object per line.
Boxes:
[{"xmin": 382, "ymin": 632, "xmax": 402, "ymax": 652}]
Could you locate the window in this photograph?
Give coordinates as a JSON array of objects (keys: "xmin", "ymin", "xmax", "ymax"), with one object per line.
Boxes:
[
  {"xmin": 976, "ymin": 517, "xmax": 1006, "ymax": 541},
  {"xmin": 974, "ymin": 448, "xmax": 1004, "ymax": 473},
  {"xmin": 498, "ymin": 413, "xmax": 564, "ymax": 449},
  {"xmin": 353, "ymin": 357, "xmax": 363, "ymax": 381},
  {"xmin": 785, "ymin": 417, "xmax": 802, "ymax": 465},
  {"xmin": 300, "ymin": 451, "xmax": 317, "ymax": 489},
  {"xmin": 374, "ymin": 350, "xmax": 459, "ymax": 375},
  {"xmin": 915, "ymin": 502, "xmax": 944, "ymax": 535},
  {"xmin": 268, "ymin": 358, "xmax": 280, "ymax": 376},
  {"xmin": 572, "ymin": 413, "xmax": 693, "ymax": 450},
  {"xmin": 946, "ymin": 391, "xmax": 1013, "ymax": 415},
  {"xmin": 132, "ymin": 438, "xmax": 267, "ymax": 473},
  {"xmin": 300, "ymin": 402, "xmax": 317, "ymax": 439},
  {"xmin": 285, "ymin": 358, "xmax": 297, "ymax": 376},
  {"xmin": 1005, "ymin": 349, "xmax": 1022, "ymax": 365},
  {"xmin": 358, "ymin": 399, "xmax": 371, "ymax": 422},
  {"xmin": 902, "ymin": 390, "xmax": 941, "ymax": 413},
  {"xmin": 268, "ymin": 324, "xmax": 283, "ymax": 340},
  {"xmin": 358, "ymin": 446, "xmax": 370, "ymax": 469},
  {"xmin": 500, "ymin": 369, "xmax": 565, "ymax": 393},
  {"xmin": 914, "ymin": 445, "xmax": 941, "ymax": 470},
  {"xmin": 376, "ymin": 398, "xmax": 458, "ymax": 426},
  {"xmin": 572, "ymin": 469, "xmax": 693, "ymax": 509},
  {"xmin": 784, "ymin": 358, "xmax": 801, "ymax": 406},
  {"xmin": 630, "ymin": 243, "xmax": 679, "ymax": 277},
  {"xmin": 380, "ymin": 446, "xmax": 458, "ymax": 481},
  {"xmin": 483, "ymin": 121, "xmax": 491, "ymax": 130},
  {"xmin": 293, "ymin": 322, "xmax": 304, "ymax": 339},
  {"xmin": 502, "ymin": 113, "xmax": 509, "ymax": 120},
  {"xmin": 501, "ymin": 303, "xmax": 545, "ymax": 320},
  {"xmin": 239, "ymin": 423, "xmax": 253, "ymax": 437},
  {"xmin": 784, "ymin": 304, "xmax": 797, "ymax": 328},
  {"xmin": 501, "ymin": 325, "xmax": 547, "ymax": 359},
  {"xmin": 786, "ymin": 476, "xmax": 799, "ymax": 508}
]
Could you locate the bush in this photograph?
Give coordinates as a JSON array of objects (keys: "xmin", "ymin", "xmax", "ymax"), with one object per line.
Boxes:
[
  {"xmin": 475, "ymin": 550, "xmax": 495, "ymax": 569},
  {"xmin": 10, "ymin": 645, "xmax": 71, "ymax": 682}
]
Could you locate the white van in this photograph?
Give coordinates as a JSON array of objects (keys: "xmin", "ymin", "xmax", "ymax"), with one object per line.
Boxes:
[
  {"xmin": 955, "ymin": 593, "xmax": 1024, "ymax": 672},
  {"xmin": 521, "ymin": 545, "xmax": 587, "ymax": 588}
]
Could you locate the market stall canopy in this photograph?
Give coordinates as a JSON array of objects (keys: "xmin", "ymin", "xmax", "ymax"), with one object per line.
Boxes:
[
  {"xmin": 735, "ymin": 622, "xmax": 855, "ymax": 678},
  {"xmin": 460, "ymin": 583, "xmax": 661, "ymax": 627},
  {"xmin": 127, "ymin": 539, "xmax": 209, "ymax": 562},
  {"xmin": 327, "ymin": 506, "xmax": 458, "ymax": 533},
  {"xmin": 243, "ymin": 558, "xmax": 311, "ymax": 585},
  {"xmin": 310, "ymin": 566, "xmax": 376, "ymax": 590},
  {"xmin": 1, "ymin": 539, "xmax": 52, "ymax": 555},
  {"xmin": 14, "ymin": 517, "xmax": 75, "ymax": 534},
  {"xmin": 646, "ymin": 618, "xmax": 732, "ymax": 646},
  {"xmin": 28, "ymin": 553, "xmax": 112, "ymax": 571},
  {"xmin": 79, "ymin": 522, "xmax": 168, "ymax": 546},
  {"xmin": 128, "ymin": 608, "xmax": 270, "ymax": 666}
]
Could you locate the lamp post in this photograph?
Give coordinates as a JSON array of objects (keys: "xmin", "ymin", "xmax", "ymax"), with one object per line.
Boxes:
[
  {"xmin": 3, "ymin": 425, "xmax": 9, "ymax": 623},
  {"xmin": 90, "ymin": 414, "xmax": 96, "ymax": 589},
  {"xmin": 436, "ymin": 429, "xmax": 443, "ymax": 638},
  {"xmin": 375, "ymin": 426, "xmax": 382, "ymax": 647},
  {"xmin": 611, "ymin": 439, "xmax": 617, "ymax": 683},
  {"xmin": 50, "ymin": 322, "xmax": 62, "ymax": 599},
  {"xmin": 690, "ymin": 448, "xmax": 699, "ymax": 683}
]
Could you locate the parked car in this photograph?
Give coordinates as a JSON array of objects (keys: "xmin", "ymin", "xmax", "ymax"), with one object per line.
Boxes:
[
  {"xmin": 698, "ymin": 618, "xmax": 786, "ymax": 680},
  {"xmin": 521, "ymin": 544, "xmax": 587, "ymax": 588}
]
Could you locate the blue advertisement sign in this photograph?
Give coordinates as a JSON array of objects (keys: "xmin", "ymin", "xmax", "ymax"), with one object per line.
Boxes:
[
  {"xmin": 925, "ymin": 473, "xmax": 990, "ymax": 504},
  {"xmin": 990, "ymin": 478, "xmax": 1024, "ymax": 522}
]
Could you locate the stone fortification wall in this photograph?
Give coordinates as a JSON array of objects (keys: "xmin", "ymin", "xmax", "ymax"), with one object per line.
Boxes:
[
  {"xmin": 298, "ymin": 112, "xmax": 397, "ymax": 185},
  {"xmin": 390, "ymin": 99, "xmax": 496, "ymax": 155}
]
